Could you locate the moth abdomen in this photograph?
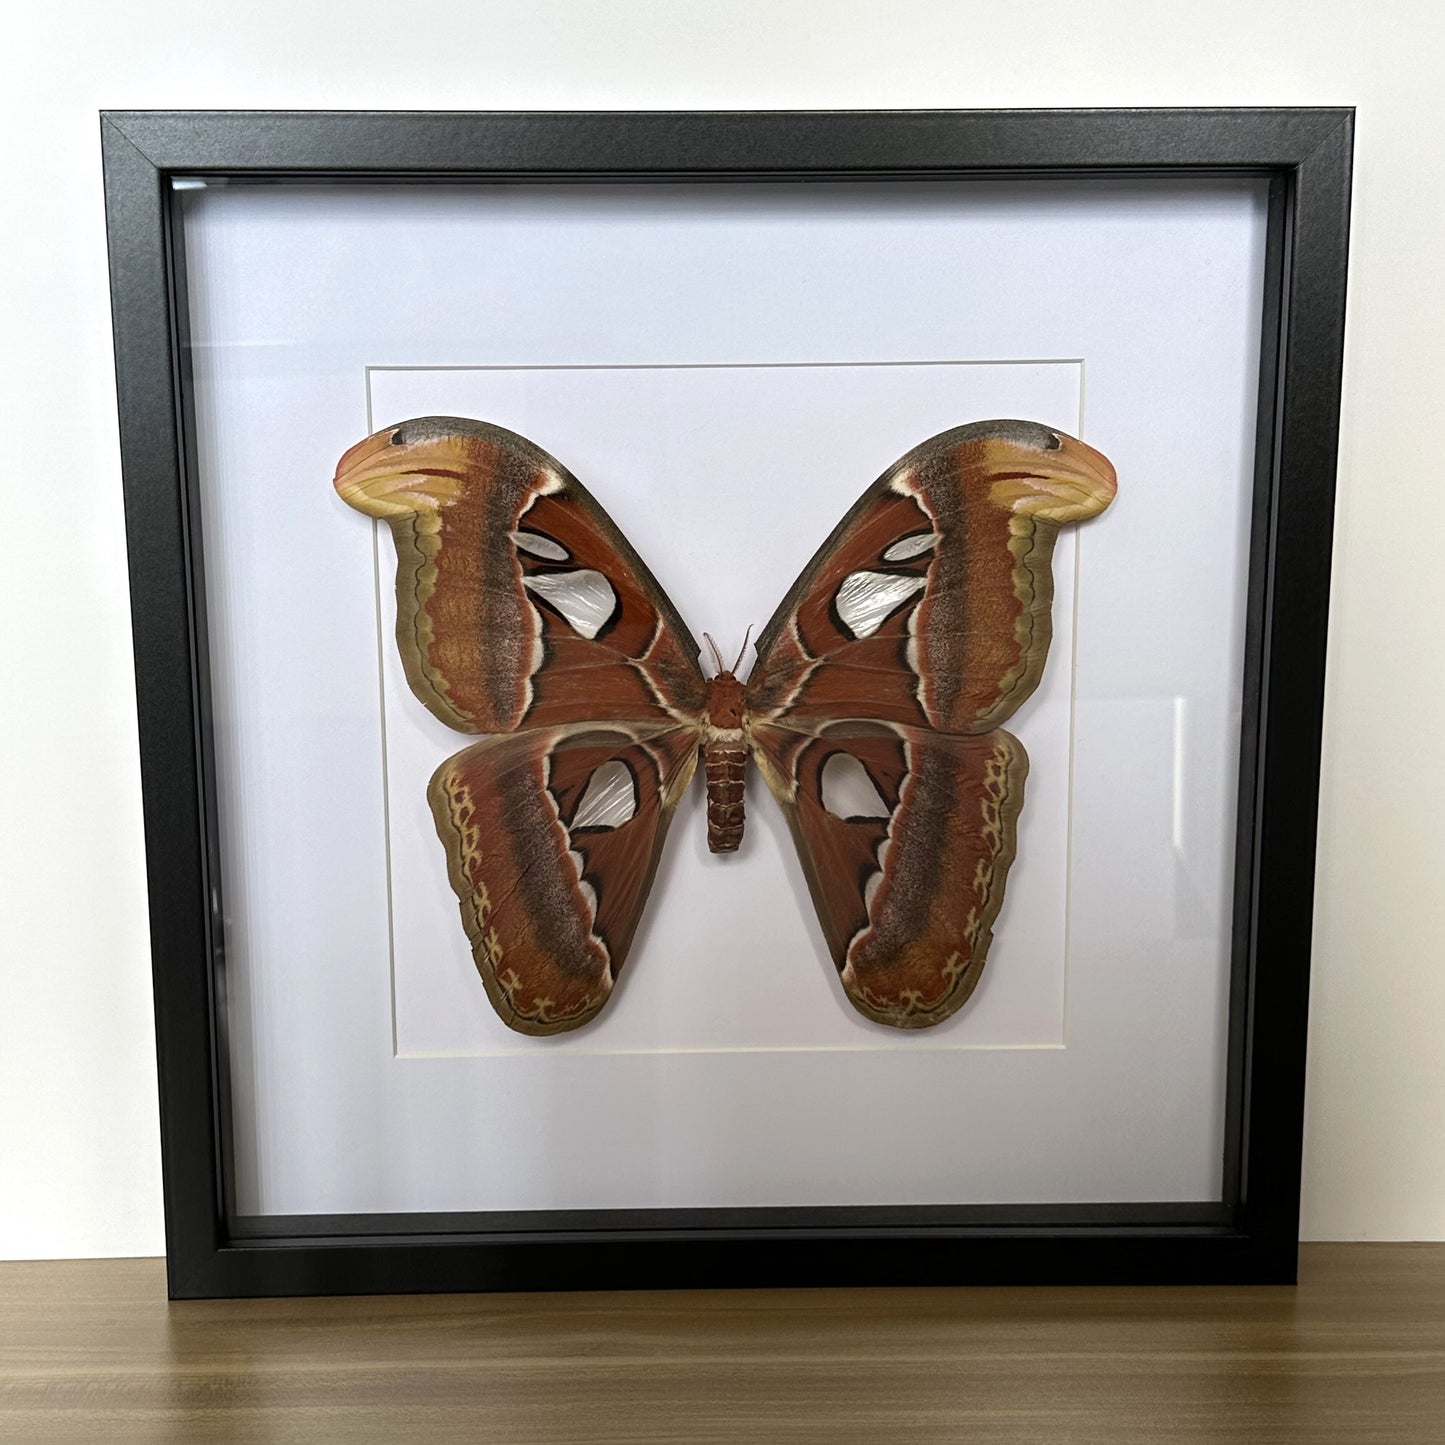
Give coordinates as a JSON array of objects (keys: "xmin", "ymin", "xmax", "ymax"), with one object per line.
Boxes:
[
  {"xmin": 702, "ymin": 667, "xmax": 749, "ymax": 853},
  {"xmin": 703, "ymin": 741, "xmax": 748, "ymax": 852}
]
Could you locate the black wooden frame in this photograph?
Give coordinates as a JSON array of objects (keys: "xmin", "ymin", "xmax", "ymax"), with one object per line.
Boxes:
[{"xmin": 100, "ymin": 108, "xmax": 1352, "ymax": 1298}]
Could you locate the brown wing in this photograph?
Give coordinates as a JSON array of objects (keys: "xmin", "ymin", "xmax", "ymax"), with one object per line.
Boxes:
[
  {"xmin": 753, "ymin": 720, "xmax": 1027, "ymax": 1029},
  {"xmin": 746, "ymin": 420, "xmax": 1116, "ymax": 734},
  {"xmin": 747, "ymin": 420, "xmax": 1115, "ymax": 1029},
  {"xmin": 335, "ymin": 416, "xmax": 707, "ymax": 733},
  {"xmin": 335, "ymin": 416, "xmax": 709, "ymax": 1036},
  {"xmin": 429, "ymin": 723, "xmax": 699, "ymax": 1036}
]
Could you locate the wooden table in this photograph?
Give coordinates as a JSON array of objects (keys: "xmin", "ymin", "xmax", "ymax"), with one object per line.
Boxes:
[{"xmin": 3, "ymin": 1244, "xmax": 1443, "ymax": 1441}]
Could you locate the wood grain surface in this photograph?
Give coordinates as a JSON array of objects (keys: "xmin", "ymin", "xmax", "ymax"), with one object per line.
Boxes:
[{"xmin": 2, "ymin": 1244, "xmax": 1443, "ymax": 1442}]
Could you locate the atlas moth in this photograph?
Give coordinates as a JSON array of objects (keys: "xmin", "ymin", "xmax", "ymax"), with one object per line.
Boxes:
[{"xmin": 335, "ymin": 417, "xmax": 1116, "ymax": 1035}]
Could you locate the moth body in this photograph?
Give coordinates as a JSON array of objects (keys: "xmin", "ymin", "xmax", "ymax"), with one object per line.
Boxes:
[{"xmin": 702, "ymin": 671, "xmax": 749, "ymax": 853}]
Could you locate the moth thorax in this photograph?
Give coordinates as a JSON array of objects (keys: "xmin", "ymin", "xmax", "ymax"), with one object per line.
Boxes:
[{"xmin": 704, "ymin": 672, "xmax": 748, "ymax": 853}]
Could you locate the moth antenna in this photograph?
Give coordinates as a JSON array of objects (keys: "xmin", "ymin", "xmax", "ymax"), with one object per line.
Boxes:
[
  {"xmin": 732, "ymin": 625, "xmax": 754, "ymax": 676},
  {"xmin": 703, "ymin": 632, "xmax": 726, "ymax": 676}
]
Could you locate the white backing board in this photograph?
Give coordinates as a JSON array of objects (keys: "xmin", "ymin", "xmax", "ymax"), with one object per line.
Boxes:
[{"xmin": 182, "ymin": 178, "xmax": 1266, "ymax": 1214}]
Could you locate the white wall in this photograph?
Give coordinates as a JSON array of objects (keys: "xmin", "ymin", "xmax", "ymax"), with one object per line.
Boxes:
[{"xmin": 2, "ymin": 0, "xmax": 1441, "ymax": 1257}]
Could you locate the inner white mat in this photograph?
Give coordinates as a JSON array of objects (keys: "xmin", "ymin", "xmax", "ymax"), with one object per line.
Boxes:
[{"xmin": 369, "ymin": 362, "xmax": 1083, "ymax": 1056}]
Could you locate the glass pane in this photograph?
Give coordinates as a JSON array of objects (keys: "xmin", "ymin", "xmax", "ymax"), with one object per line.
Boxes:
[{"xmin": 178, "ymin": 176, "xmax": 1267, "ymax": 1219}]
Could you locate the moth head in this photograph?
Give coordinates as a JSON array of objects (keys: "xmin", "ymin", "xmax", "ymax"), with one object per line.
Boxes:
[
  {"xmin": 706, "ymin": 675, "xmax": 746, "ymax": 728},
  {"xmin": 702, "ymin": 629, "xmax": 752, "ymax": 728}
]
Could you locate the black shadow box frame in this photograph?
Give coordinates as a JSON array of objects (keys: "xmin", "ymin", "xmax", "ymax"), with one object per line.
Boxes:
[{"xmin": 100, "ymin": 107, "xmax": 1352, "ymax": 1298}]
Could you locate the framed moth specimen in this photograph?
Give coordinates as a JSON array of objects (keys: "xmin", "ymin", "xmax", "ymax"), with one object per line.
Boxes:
[{"xmin": 102, "ymin": 107, "xmax": 1351, "ymax": 1297}]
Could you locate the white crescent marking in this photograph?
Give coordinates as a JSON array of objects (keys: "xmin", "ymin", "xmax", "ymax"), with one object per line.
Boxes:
[
  {"xmin": 882, "ymin": 531, "xmax": 938, "ymax": 562},
  {"xmin": 524, "ymin": 569, "xmax": 618, "ymax": 640},
  {"xmin": 820, "ymin": 753, "xmax": 890, "ymax": 821},
  {"xmin": 571, "ymin": 759, "xmax": 638, "ymax": 830},
  {"xmin": 511, "ymin": 529, "xmax": 570, "ymax": 561},
  {"xmin": 834, "ymin": 571, "xmax": 927, "ymax": 639}
]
